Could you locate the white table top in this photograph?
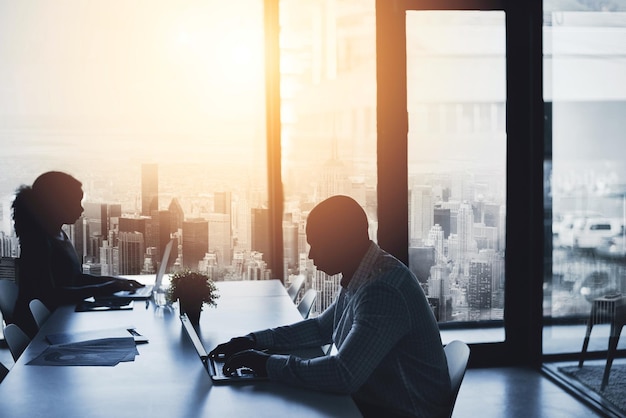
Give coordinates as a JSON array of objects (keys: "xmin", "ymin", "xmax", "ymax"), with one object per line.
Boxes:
[{"xmin": 0, "ymin": 279, "xmax": 360, "ymax": 418}]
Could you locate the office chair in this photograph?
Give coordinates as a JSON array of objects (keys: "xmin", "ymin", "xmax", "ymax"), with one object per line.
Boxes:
[
  {"xmin": 29, "ymin": 299, "xmax": 51, "ymax": 331},
  {"xmin": 297, "ymin": 288, "xmax": 317, "ymax": 319},
  {"xmin": 4, "ymin": 324, "xmax": 31, "ymax": 362},
  {"xmin": 444, "ymin": 340, "xmax": 470, "ymax": 418},
  {"xmin": 0, "ymin": 360, "xmax": 8, "ymax": 383},
  {"xmin": 287, "ymin": 274, "xmax": 305, "ymax": 303},
  {"xmin": 579, "ymin": 294, "xmax": 625, "ymax": 390},
  {"xmin": 0, "ymin": 279, "xmax": 18, "ymax": 325}
]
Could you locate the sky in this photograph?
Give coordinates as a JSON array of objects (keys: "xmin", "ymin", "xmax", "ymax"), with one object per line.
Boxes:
[{"xmin": 0, "ymin": 1, "xmax": 265, "ymax": 136}]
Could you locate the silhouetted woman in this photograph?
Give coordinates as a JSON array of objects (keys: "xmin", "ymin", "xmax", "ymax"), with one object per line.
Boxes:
[{"xmin": 11, "ymin": 171, "xmax": 143, "ymax": 337}]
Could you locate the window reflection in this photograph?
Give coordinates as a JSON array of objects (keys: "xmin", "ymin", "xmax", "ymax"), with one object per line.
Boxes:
[
  {"xmin": 544, "ymin": 4, "xmax": 626, "ymax": 355},
  {"xmin": 406, "ymin": 11, "xmax": 506, "ymax": 332}
]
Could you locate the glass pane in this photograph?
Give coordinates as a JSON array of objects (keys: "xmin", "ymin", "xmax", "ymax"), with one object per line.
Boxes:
[
  {"xmin": 406, "ymin": 11, "xmax": 506, "ymax": 343},
  {"xmin": 280, "ymin": 0, "xmax": 377, "ymax": 314},
  {"xmin": 0, "ymin": 2, "xmax": 267, "ymax": 280},
  {"xmin": 544, "ymin": 4, "xmax": 626, "ymax": 356}
]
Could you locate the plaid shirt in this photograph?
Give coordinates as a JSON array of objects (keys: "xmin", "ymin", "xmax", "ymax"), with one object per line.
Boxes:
[{"xmin": 253, "ymin": 242, "xmax": 451, "ymax": 417}]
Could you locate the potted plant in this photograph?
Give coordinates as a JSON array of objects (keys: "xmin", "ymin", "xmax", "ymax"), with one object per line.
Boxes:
[{"xmin": 167, "ymin": 269, "xmax": 219, "ymax": 326}]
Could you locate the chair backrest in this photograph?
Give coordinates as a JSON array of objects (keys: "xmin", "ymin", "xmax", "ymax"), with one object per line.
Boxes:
[
  {"xmin": 287, "ymin": 274, "xmax": 305, "ymax": 303},
  {"xmin": 29, "ymin": 299, "xmax": 51, "ymax": 330},
  {"xmin": 444, "ymin": 340, "xmax": 470, "ymax": 418},
  {"xmin": 0, "ymin": 279, "xmax": 18, "ymax": 325},
  {"xmin": 0, "ymin": 360, "xmax": 8, "ymax": 383},
  {"xmin": 297, "ymin": 288, "xmax": 317, "ymax": 319},
  {"xmin": 4, "ymin": 324, "xmax": 31, "ymax": 362}
]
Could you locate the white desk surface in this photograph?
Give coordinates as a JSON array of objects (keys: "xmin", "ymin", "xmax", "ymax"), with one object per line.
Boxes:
[{"xmin": 0, "ymin": 279, "xmax": 360, "ymax": 418}]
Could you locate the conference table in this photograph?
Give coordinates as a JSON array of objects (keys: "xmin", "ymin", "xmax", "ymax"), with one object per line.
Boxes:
[{"xmin": 0, "ymin": 279, "xmax": 361, "ymax": 418}]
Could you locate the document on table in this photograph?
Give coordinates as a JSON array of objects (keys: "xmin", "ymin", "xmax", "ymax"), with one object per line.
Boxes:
[
  {"xmin": 46, "ymin": 326, "xmax": 148, "ymax": 344},
  {"xmin": 27, "ymin": 336, "xmax": 138, "ymax": 366}
]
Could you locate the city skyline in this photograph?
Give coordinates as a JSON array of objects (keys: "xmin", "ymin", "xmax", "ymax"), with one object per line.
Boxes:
[{"xmin": 0, "ymin": 157, "xmax": 507, "ymax": 322}]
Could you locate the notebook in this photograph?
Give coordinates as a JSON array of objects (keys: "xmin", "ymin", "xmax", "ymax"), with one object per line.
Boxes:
[
  {"xmin": 180, "ymin": 313, "xmax": 268, "ymax": 383},
  {"xmin": 113, "ymin": 239, "xmax": 174, "ymax": 300}
]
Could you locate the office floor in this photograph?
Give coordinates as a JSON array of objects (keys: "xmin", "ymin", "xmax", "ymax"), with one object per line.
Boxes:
[
  {"xmin": 0, "ymin": 341, "xmax": 605, "ymax": 418},
  {"xmin": 454, "ymin": 366, "xmax": 609, "ymax": 418}
]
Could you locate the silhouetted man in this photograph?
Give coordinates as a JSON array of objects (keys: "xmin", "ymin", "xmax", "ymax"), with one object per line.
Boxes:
[{"xmin": 210, "ymin": 195, "xmax": 452, "ymax": 417}]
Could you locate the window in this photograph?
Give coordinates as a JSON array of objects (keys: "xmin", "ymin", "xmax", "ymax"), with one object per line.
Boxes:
[
  {"xmin": 0, "ymin": 1, "xmax": 269, "ymax": 280},
  {"xmin": 279, "ymin": 0, "xmax": 377, "ymax": 313},
  {"xmin": 406, "ymin": 12, "xmax": 506, "ymax": 339},
  {"xmin": 542, "ymin": 3, "xmax": 626, "ymax": 412},
  {"xmin": 1, "ymin": 0, "xmax": 548, "ymax": 369},
  {"xmin": 543, "ymin": 1, "xmax": 626, "ymax": 356}
]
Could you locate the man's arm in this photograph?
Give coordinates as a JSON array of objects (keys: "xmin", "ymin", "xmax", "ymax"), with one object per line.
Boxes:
[
  {"xmin": 265, "ymin": 281, "xmax": 411, "ymax": 394},
  {"xmin": 216, "ymin": 298, "xmax": 337, "ymax": 376},
  {"xmin": 253, "ymin": 299, "xmax": 336, "ymax": 350}
]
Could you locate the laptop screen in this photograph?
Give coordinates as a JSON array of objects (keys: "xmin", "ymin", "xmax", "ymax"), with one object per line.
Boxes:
[
  {"xmin": 154, "ymin": 239, "xmax": 174, "ymax": 289},
  {"xmin": 180, "ymin": 313, "xmax": 209, "ymax": 360}
]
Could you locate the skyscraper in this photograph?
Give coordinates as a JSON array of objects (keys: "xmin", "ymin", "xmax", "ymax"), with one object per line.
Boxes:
[
  {"xmin": 457, "ymin": 201, "xmax": 476, "ymax": 267},
  {"xmin": 182, "ymin": 218, "xmax": 208, "ymax": 270},
  {"xmin": 468, "ymin": 259, "xmax": 492, "ymax": 320},
  {"xmin": 141, "ymin": 163, "xmax": 158, "ymax": 216},
  {"xmin": 283, "ymin": 219, "xmax": 299, "ymax": 271},
  {"xmin": 168, "ymin": 197, "xmax": 185, "ymax": 232},
  {"xmin": 434, "ymin": 206, "xmax": 451, "ymax": 239},
  {"xmin": 118, "ymin": 231, "xmax": 144, "ymax": 275},
  {"xmin": 208, "ymin": 213, "xmax": 231, "ymax": 267},
  {"xmin": 251, "ymin": 208, "xmax": 270, "ymax": 272},
  {"xmin": 214, "ymin": 191, "xmax": 231, "ymax": 215},
  {"xmin": 409, "ymin": 185, "xmax": 434, "ymax": 246}
]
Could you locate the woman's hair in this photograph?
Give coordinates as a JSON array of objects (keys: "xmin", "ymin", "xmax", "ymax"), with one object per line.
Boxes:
[{"xmin": 12, "ymin": 171, "xmax": 82, "ymax": 238}]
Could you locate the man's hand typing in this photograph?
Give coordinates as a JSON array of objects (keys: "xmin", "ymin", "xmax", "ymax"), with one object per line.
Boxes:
[
  {"xmin": 208, "ymin": 335, "xmax": 256, "ymax": 360},
  {"xmin": 223, "ymin": 349, "xmax": 270, "ymax": 378}
]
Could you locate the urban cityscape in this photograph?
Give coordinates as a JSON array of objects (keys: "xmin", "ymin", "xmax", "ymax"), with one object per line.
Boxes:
[
  {"xmin": 0, "ymin": 2, "xmax": 512, "ymax": 324},
  {"xmin": 0, "ymin": 148, "xmax": 507, "ymax": 324}
]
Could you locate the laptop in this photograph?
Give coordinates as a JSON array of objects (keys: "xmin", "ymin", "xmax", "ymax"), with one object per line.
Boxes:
[
  {"xmin": 180, "ymin": 313, "xmax": 268, "ymax": 383},
  {"xmin": 113, "ymin": 239, "xmax": 174, "ymax": 300}
]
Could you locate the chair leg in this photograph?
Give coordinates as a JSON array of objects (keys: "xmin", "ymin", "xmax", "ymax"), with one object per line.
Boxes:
[
  {"xmin": 600, "ymin": 325, "xmax": 622, "ymax": 391},
  {"xmin": 579, "ymin": 317, "xmax": 594, "ymax": 368}
]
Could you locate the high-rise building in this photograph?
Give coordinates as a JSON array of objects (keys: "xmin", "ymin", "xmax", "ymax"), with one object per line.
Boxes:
[
  {"xmin": 319, "ymin": 157, "xmax": 349, "ymax": 201},
  {"xmin": 0, "ymin": 195, "xmax": 13, "ymax": 236},
  {"xmin": 0, "ymin": 256, "xmax": 17, "ymax": 280},
  {"xmin": 311, "ymin": 269, "xmax": 341, "ymax": 314},
  {"xmin": 251, "ymin": 208, "xmax": 270, "ymax": 272},
  {"xmin": 99, "ymin": 240, "xmax": 118, "ymax": 276},
  {"xmin": 182, "ymin": 218, "xmax": 208, "ymax": 270},
  {"xmin": 283, "ymin": 218, "xmax": 299, "ymax": 271},
  {"xmin": 141, "ymin": 163, "xmax": 158, "ymax": 216},
  {"xmin": 467, "ymin": 259, "xmax": 492, "ymax": 320},
  {"xmin": 119, "ymin": 216, "xmax": 147, "ymax": 234},
  {"xmin": 457, "ymin": 201, "xmax": 476, "ymax": 268},
  {"xmin": 426, "ymin": 224, "xmax": 445, "ymax": 264},
  {"xmin": 429, "ymin": 264, "xmax": 452, "ymax": 321},
  {"xmin": 409, "ymin": 185, "xmax": 434, "ymax": 246},
  {"xmin": 214, "ymin": 191, "xmax": 231, "ymax": 215},
  {"xmin": 118, "ymin": 231, "xmax": 144, "ymax": 275},
  {"xmin": 208, "ymin": 213, "xmax": 231, "ymax": 267},
  {"xmin": 408, "ymin": 246, "xmax": 436, "ymax": 284},
  {"xmin": 0, "ymin": 232, "xmax": 19, "ymax": 258},
  {"xmin": 233, "ymin": 196, "xmax": 251, "ymax": 253},
  {"xmin": 434, "ymin": 206, "xmax": 451, "ymax": 239},
  {"xmin": 168, "ymin": 198, "xmax": 185, "ymax": 232}
]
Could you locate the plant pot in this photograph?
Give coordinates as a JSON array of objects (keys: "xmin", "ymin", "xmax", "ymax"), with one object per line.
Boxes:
[{"xmin": 180, "ymin": 300, "xmax": 202, "ymax": 326}]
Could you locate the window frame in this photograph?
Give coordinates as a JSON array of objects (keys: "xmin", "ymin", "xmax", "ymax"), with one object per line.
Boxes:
[
  {"xmin": 264, "ymin": 0, "xmax": 543, "ymax": 367},
  {"xmin": 374, "ymin": 0, "xmax": 544, "ymax": 367}
]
